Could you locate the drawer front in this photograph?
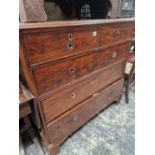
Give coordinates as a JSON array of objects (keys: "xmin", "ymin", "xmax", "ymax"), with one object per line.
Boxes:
[
  {"xmin": 48, "ymin": 79, "xmax": 123, "ymax": 144},
  {"xmin": 33, "ymin": 52, "xmax": 98, "ymax": 95},
  {"xmin": 33, "ymin": 43, "xmax": 129, "ymax": 95},
  {"xmin": 97, "ymin": 43, "xmax": 129, "ymax": 67},
  {"xmin": 25, "ymin": 27, "xmax": 98, "ymax": 64},
  {"xmin": 40, "ymin": 61, "xmax": 125, "ymax": 123},
  {"xmin": 99, "ymin": 22, "xmax": 133, "ymax": 47}
]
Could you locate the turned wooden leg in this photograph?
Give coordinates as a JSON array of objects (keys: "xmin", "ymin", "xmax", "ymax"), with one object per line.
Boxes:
[{"xmin": 48, "ymin": 144, "xmax": 60, "ymax": 155}]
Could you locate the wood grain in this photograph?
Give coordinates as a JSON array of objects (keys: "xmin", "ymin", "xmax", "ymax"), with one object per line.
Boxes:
[
  {"xmin": 47, "ymin": 79, "xmax": 123, "ymax": 144},
  {"xmin": 24, "ymin": 26, "xmax": 98, "ymax": 64},
  {"xmin": 33, "ymin": 43, "xmax": 129, "ymax": 95},
  {"xmin": 19, "ymin": 18, "xmax": 135, "ymax": 155},
  {"xmin": 41, "ymin": 60, "xmax": 125, "ymax": 123},
  {"xmin": 99, "ymin": 22, "xmax": 133, "ymax": 47}
]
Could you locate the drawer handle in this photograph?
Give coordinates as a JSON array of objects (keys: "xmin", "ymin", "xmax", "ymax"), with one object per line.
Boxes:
[
  {"xmin": 112, "ymin": 51, "xmax": 117, "ymax": 59},
  {"xmin": 71, "ymin": 92, "xmax": 76, "ymax": 99},
  {"xmin": 67, "ymin": 42, "xmax": 74, "ymax": 51},
  {"xmin": 114, "ymin": 30, "xmax": 121, "ymax": 40},
  {"xmin": 68, "ymin": 33, "xmax": 73, "ymax": 41},
  {"xmin": 69, "ymin": 66, "xmax": 76, "ymax": 75}
]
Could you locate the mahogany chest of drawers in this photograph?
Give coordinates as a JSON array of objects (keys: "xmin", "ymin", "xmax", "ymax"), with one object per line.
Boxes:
[{"xmin": 19, "ymin": 18, "xmax": 134, "ymax": 155}]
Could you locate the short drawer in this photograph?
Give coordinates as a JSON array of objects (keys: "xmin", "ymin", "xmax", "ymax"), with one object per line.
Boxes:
[
  {"xmin": 97, "ymin": 43, "xmax": 129, "ymax": 67},
  {"xmin": 47, "ymin": 79, "xmax": 123, "ymax": 144},
  {"xmin": 24, "ymin": 26, "xmax": 98, "ymax": 64},
  {"xmin": 40, "ymin": 61, "xmax": 125, "ymax": 123},
  {"xmin": 99, "ymin": 22, "xmax": 133, "ymax": 47}
]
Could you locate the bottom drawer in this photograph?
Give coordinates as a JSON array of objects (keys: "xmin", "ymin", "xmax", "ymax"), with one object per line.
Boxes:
[{"xmin": 47, "ymin": 79, "xmax": 123, "ymax": 144}]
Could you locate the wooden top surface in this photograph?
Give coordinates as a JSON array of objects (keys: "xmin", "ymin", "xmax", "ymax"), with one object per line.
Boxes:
[
  {"xmin": 19, "ymin": 18, "xmax": 135, "ymax": 30},
  {"xmin": 19, "ymin": 81, "xmax": 34, "ymax": 105}
]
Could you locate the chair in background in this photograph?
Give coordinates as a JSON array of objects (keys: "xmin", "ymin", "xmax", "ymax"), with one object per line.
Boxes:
[{"xmin": 124, "ymin": 43, "xmax": 135, "ymax": 103}]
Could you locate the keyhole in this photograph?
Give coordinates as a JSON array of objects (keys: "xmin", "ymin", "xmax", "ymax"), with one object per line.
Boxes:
[
  {"xmin": 67, "ymin": 42, "xmax": 74, "ymax": 51},
  {"xmin": 69, "ymin": 66, "xmax": 75, "ymax": 75},
  {"xmin": 71, "ymin": 92, "xmax": 76, "ymax": 99},
  {"xmin": 68, "ymin": 33, "xmax": 73, "ymax": 41},
  {"xmin": 70, "ymin": 68, "xmax": 74, "ymax": 73},
  {"xmin": 69, "ymin": 43, "xmax": 72, "ymax": 48}
]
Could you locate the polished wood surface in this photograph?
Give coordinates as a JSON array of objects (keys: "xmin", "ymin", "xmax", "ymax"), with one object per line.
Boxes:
[
  {"xmin": 48, "ymin": 79, "xmax": 123, "ymax": 144},
  {"xmin": 20, "ymin": 18, "xmax": 134, "ymax": 155},
  {"xmin": 33, "ymin": 51, "xmax": 98, "ymax": 94},
  {"xmin": 41, "ymin": 61, "xmax": 124, "ymax": 122},
  {"xmin": 25, "ymin": 26, "xmax": 98, "ymax": 64},
  {"xmin": 99, "ymin": 22, "xmax": 133, "ymax": 47},
  {"xmin": 97, "ymin": 43, "xmax": 130, "ymax": 67},
  {"xmin": 33, "ymin": 43, "xmax": 129, "ymax": 95}
]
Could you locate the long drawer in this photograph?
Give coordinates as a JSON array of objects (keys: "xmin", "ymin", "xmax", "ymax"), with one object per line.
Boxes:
[
  {"xmin": 33, "ymin": 43, "xmax": 129, "ymax": 95},
  {"xmin": 99, "ymin": 22, "xmax": 133, "ymax": 47},
  {"xmin": 24, "ymin": 26, "xmax": 98, "ymax": 65},
  {"xmin": 47, "ymin": 79, "xmax": 123, "ymax": 144},
  {"xmin": 40, "ymin": 60, "xmax": 125, "ymax": 123}
]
